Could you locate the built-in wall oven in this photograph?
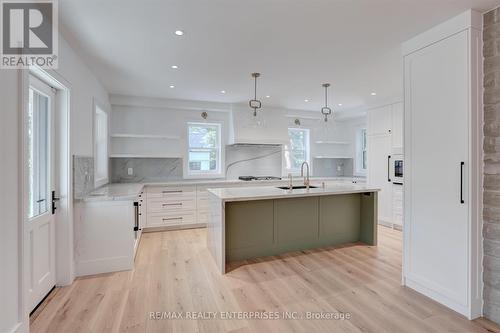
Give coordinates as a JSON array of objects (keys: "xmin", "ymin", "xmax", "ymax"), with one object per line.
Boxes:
[{"xmin": 391, "ymin": 154, "xmax": 404, "ymax": 185}]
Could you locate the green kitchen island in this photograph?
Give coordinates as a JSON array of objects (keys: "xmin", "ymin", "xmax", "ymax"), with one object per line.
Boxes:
[{"xmin": 207, "ymin": 183, "xmax": 380, "ymax": 274}]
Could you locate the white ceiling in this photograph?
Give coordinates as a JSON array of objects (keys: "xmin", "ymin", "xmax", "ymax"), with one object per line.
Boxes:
[{"xmin": 60, "ymin": 0, "xmax": 500, "ymax": 114}]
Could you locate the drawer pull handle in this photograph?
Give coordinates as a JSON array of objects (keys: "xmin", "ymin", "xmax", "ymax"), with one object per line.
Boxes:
[
  {"xmin": 162, "ymin": 203, "xmax": 183, "ymax": 206},
  {"xmin": 162, "ymin": 190, "xmax": 183, "ymax": 193},
  {"xmin": 163, "ymin": 217, "xmax": 183, "ymax": 220}
]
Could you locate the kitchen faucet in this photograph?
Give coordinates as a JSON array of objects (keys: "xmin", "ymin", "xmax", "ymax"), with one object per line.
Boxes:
[{"xmin": 300, "ymin": 162, "xmax": 310, "ymax": 189}]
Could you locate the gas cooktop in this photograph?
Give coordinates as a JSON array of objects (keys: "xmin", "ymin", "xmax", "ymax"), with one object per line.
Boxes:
[{"xmin": 238, "ymin": 176, "xmax": 282, "ymax": 181}]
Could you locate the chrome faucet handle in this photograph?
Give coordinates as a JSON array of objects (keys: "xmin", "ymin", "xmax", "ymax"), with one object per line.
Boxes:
[{"xmin": 288, "ymin": 173, "xmax": 293, "ymax": 190}]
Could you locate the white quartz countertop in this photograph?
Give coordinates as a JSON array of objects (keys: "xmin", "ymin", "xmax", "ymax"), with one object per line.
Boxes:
[
  {"xmin": 82, "ymin": 177, "xmax": 366, "ymax": 202},
  {"xmin": 208, "ymin": 183, "xmax": 380, "ymax": 202},
  {"xmin": 141, "ymin": 176, "xmax": 365, "ymax": 187},
  {"xmin": 84, "ymin": 183, "xmax": 145, "ymax": 202}
]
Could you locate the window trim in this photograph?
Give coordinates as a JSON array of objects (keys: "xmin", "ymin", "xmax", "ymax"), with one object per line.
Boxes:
[
  {"xmin": 355, "ymin": 128, "xmax": 367, "ymax": 176},
  {"xmin": 185, "ymin": 122, "xmax": 223, "ymax": 178},
  {"xmin": 93, "ymin": 99, "xmax": 109, "ymax": 188},
  {"xmin": 286, "ymin": 127, "xmax": 310, "ymax": 175}
]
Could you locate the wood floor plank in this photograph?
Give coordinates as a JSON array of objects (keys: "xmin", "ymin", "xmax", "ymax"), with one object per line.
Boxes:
[{"xmin": 30, "ymin": 226, "xmax": 500, "ymax": 333}]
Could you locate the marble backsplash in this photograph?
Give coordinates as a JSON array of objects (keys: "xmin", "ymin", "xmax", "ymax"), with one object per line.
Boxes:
[
  {"xmin": 225, "ymin": 145, "xmax": 283, "ymax": 179},
  {"xmin": 111, "ymin": 158, "xmax": 183, "ymax": 183},
  {"xmin": 110, "ymin": 146, "xmax": 283, "ymax": 183},
  {"xmin": 313, "ymin": 158, "xmax": 354, "ymax": 177},
  {"xmin": 74, "ymin": 155, "xmax": 94, "ymax": 199}
]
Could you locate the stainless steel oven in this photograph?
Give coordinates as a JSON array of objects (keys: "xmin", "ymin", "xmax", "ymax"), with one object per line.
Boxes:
[{"xmin": 392, "ymin": 154, "xmax": 404, "ymax": 185}]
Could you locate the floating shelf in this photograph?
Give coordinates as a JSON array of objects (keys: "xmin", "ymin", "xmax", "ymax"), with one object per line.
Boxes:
[
  {"xmin": 109, "ymin": 154, "xmax": 181, "ymax": 159},
  {"xmin": 315, "ymin": 141, "xmax": 350, "ymax": 145},
  {"xmin": 285, "ymin": 114, "xmax": 322, "ymax": 120},
  {"xmin": 314, "ymin": 156, "xmax": 353, "ymax": 159},
  {"xmin": 110, "ymin": 133, "xmax": 180, "ymax": 140}
]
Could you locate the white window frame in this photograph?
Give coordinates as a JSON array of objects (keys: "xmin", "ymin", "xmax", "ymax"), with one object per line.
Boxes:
[
  {"xmin": 93, "ymin": 100, "xmax": 109, "ymax": 187},
  {"xmin": 286, "ymin": 127, "xmax": 310, "ymax": 175},
  {"xmin": 355, "ymin": 128, "xmax": 367, "ymax": 176},
  {"xmin": 186, "ymin": 122, "xmax": 222, "ymax": 178}
]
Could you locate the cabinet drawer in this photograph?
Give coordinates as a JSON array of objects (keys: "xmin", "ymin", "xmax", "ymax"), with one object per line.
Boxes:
[
  {"xmin": 148, "ymin": 198, "xmax": 195, "ymax": 213},
  {"xmin": 147, "ymin": 212, "xmax": 196, "ymax": 226},
  {"xmin": 147, "ymin": 186, "xmax": 196, "ymax": 199}
]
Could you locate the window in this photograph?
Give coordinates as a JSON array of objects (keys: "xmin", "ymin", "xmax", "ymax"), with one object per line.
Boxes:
[
  {"xmin": 27, "ymin": 84, "xmax": 51, "ymax": 218},
  {"xmin": 356, "ymin": 128, "xmax": 367, "ymax": 174},
  {"xmin": 94, "ymin": 105, "xmax": 108, "ymax": 187},
  {"xmin": 286, "ymin": 128, "xmax": 310, "ymax": 172},
  {"xmin": 187, "ymin": 123, "xmax": 221, "ymax": 176}
]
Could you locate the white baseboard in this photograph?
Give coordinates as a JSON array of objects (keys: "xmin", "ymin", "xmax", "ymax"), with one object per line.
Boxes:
[
  {"xmin": 76, "ymin": 255, "xmax": 133, "ymax": 277},
  {"xmin": 9, "ymin": 321, "xmax": 27, "ymax": 333},
  {"xmin": 378, "ymin": 220, "xmax": 403, "ymax": 231},
  {"xmin": 142, "ymin": 223, "xmax": 206, "ymax": 233}
]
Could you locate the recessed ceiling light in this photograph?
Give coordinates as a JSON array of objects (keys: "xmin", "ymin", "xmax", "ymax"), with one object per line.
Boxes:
[
  {"xmin": 169, "ymin": 85, "xmax": 175, "ymax": 88},
  {"xmin": 338, "ymin": 103, "xmax": 342, "ymax": 106},
  {"xmin": 371, "ymin": 92, "xmax": 377, "ymax": 96},
  {"xmin": 171, "ymin": 65, "xmax": 178, "ymax": 69},
  {"xmin": 304, "ymin": 99, "xmax": 309, "ymax": 102},
  {"xmin": 174, "ymin": 30, "xmax": 184, "ymax": 36},
  {"xmin": 221, "ymin": 90, "xmax": 226, "ymax": 94},
  {"xmin": 266, "ymin": 95, "xmax": 271, "ymax": 98}
]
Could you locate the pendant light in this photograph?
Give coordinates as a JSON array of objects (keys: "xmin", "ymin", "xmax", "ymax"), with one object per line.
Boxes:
[
  {"xmin": 249, "ymin": 73, "xmax": 262, "ymax": 117},
  {"xmin": 321, "ymin": 83, "xmax": 333, "ymax": 122}
]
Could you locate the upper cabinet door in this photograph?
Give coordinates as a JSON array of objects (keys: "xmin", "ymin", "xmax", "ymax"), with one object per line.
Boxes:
[
  {"xmin": 391, "ymin": 102, "xmax": 403, "ymax": 149},
  {"xmin": 367, "ymin": 105, "xmax": 392, "ymax": 136}
]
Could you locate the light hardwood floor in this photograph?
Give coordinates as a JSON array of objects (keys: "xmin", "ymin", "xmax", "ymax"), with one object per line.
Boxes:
[{"xmin": 31, "ymin": 226, "xmax": 500, "ymax": 333}]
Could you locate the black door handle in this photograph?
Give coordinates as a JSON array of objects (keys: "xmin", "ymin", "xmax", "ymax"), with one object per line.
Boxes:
[
  {"xmin": 387, "ymin": 155, "xmax": 391, "ymax": 182},
  {"xmin": 460, "ymin": 162, "xmax": 465, "ymax": 204},
  {"xmin": 133, "ymin": 202, "xmax": 140, "ymax": 231},
  {"xmin": 52, "ymin": 190, "xmax": 60, "ymax": 215}
]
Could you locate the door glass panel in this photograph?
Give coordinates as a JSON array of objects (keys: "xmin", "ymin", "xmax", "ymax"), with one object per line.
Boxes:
[{"xmin": 28, "ymin": 88, "xmax": 49, "ymax": 218}]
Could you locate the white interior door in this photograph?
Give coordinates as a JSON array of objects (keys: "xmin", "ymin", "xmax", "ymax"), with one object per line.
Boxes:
[
  {"xmin": 26, "ymin": 75, "xmax": 56, "ymax": 312},
  {"xmin": 367, "ymin": 134, "xmax": 393, "ymax": 224}
]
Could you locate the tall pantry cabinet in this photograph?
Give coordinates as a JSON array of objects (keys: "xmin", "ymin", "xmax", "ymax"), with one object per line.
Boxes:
[
  {"xmin": 402, "ymin": 10, "xmax": 482, "ymax": 319},
  {"xmin": 367, "ymin": 102, "xmax": 403, "ymax": 228}
]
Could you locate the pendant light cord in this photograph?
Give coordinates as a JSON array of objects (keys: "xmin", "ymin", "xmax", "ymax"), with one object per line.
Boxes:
[
  {"xmin": 325, "ymin": 85, "xmax": 328, "ymax": 107},
  {"xmin": 254, "ymin": 75, "xmax": 257, "ymax": 100}
]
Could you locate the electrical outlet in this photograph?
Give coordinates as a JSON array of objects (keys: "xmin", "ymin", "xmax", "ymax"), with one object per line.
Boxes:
[{"xmin": 128, "ymin": 168, "xmax": 133, "ymax": 176}]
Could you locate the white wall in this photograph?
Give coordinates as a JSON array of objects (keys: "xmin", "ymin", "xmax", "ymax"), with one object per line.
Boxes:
[
  {"xmin": 109, "ymin": 95, "xmax": 367, "ymax": 179},
  {"xmin": 0, "ymin": 70, "xmax": 25, "ymax": 333},
  {"xmin": 282, "ymin": 109, "xmax": 366, "ymax": 176},
  {"xmin": 0, "ymin": 33, "xmax": 111, "ymax": 332},
  {"xmin": 57, "ymin": 37, "xmax": 111, "ymax": 156}
]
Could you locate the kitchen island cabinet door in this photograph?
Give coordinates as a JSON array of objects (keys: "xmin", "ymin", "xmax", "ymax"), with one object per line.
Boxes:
[{"xmin": 225, "ymin": 200, "xmax": 274, "ymax": 261}]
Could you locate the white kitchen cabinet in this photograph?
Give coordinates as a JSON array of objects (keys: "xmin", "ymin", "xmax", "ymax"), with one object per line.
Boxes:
[
  {"xmin": 367, "ymin": 105, "xmax": 392, "ymax": 136},
  {"xmin": 136, "ymin": 191, "xmax": 145, "ymax": 255},
  {"xmin": 367, "ymin": 134, "xmax": 393, "ymax": 225},
  {"xmin": 367, "ymin": 101, "xmax": 404, "ymax": 227},
  {"xmin": 76, "ymin": 199, "xmax": 137, "ymax": 276},
  {"xmin": 402, "ymin": 10, "xmax": 482, "ymax": 318},
  {"xmin": 145, "ymin": 185, "xmax": 198, "ymax": 229},
  {"xmin": 391, "ymin": 102, "xmax": 403, "ymax": 150},
  {"xmin": 392, "ymin": 184, "xmax": 403, "ymax": 228}
]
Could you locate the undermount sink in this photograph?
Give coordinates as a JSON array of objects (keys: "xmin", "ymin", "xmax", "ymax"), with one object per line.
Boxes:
[{"xmin": 277, "ymin": 185, "xmax": 318, "ymax": 190}]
